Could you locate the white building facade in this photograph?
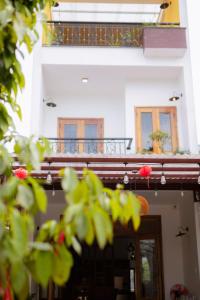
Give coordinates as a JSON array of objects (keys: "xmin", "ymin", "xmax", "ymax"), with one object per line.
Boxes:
[{"xmin": 18, "ymin": 1, "xmax": 200, "ymax": 300}]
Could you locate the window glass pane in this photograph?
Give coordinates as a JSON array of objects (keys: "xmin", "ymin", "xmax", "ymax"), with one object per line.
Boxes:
[
  {"xmin": 159, "ymin": 113, "xmax": 172, "ymax": 151},
  {"xmin": 141, "ymin": 113, "xmax": 153, "ymax": 151},
  {"xmin": 140, "ymin": 239, "xmax": 156, "ymax": 299},
  {"xmin": 84, "ymin": 124, "xmax": 98, "ymax": 153},
  {"xmin": 64, "ymin": 124, "xmax": 77, "ymax": 153},
  {"xmin": 114, "ymin": 237, "xmax": 136, "ymax": 296}
]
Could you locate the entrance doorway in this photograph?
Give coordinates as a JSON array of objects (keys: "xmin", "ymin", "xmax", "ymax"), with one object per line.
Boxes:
[{"xmin": 46, "ymin": 216, "xmax": 164, "ymax": 300}]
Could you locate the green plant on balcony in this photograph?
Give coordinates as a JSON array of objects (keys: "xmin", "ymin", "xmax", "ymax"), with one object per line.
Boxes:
[{"xmin": 149, "ymin": 130, "xmax": 170, "ymax": 154}]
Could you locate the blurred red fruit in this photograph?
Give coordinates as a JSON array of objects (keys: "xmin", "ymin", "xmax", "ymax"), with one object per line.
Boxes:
[
  {"xmin": 58, "ymin": 231, "xmax": 65, "ymax": 245},
  {"xmin": 14, "ymin": 168, "xmax": 28, "ymax": 179}
]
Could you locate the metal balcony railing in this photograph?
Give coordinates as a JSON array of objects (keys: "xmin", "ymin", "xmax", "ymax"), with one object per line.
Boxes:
[
  {"xmin": 43, "ymin": 21, "xmax": 143, "ymax": 47},
  {"xmin": 48, "ymin": 138, "xmax": 133, "ymax": 155}
]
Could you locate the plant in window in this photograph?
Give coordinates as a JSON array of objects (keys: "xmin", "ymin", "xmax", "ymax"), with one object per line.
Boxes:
[{"xmin": 149, "ymin": 130, "xmax": 170, "ymax": 154}]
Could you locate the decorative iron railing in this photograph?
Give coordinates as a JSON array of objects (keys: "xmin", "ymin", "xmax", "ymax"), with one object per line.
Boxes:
[
  {"xmin": 43, "ymin": 21, "xmax": 143, "ymax": 47},
  {"xmin": 48, "ymin": 138, "xmax": 133, "ymax": 155}
]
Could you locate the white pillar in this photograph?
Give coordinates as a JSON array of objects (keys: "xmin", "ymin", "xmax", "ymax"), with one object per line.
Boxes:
[
  {"xmin": 183, "ymin": 0, "xmax": 200, "ymax": 147},
  {"xmin": 30, "ymin": 22, "xmax": 44, "ymax": 136}
]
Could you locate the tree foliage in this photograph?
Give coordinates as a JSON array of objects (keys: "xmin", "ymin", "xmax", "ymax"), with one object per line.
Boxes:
[{"xmin": 0, "ymin": 1, "xmax": 141, "ymax": 300}]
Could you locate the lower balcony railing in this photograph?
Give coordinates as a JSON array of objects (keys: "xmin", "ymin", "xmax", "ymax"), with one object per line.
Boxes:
[
  {"xmin": 48, "ymin": 138, "xmax": 133, "ymax": 155},
  {"xmin": 43, "ymin": 21, "xmax": 143, "ymax": 47}
]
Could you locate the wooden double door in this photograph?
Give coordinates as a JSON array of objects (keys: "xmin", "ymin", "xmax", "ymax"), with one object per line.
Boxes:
[
  {"xmin": 59, "ymin": 216, "xmax": 164, "ymax": 300},
  {"xmin": 58, "ymin": 118, "xmax": 104, "ymax": 153}
]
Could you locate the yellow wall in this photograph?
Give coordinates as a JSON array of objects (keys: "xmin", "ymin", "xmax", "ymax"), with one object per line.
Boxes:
[
  {"xmin": 44, "ymin": 2, "xmax": 52, "ymax": 21},
  {"xmin": 161, "ymin": 0, "xmax": 180, "ymax": 24}
]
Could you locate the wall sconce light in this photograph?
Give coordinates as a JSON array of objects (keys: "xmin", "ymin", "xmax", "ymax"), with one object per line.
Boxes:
[
  {"xmin": 176, "ymin": 226, "xmax": 189, "ymax": 237},
  {"xmin": 43, "ymin": 98, "xmax": 57, "ymax": 108},
  {"xmin": 169, "ymin": 92, "xmax": 183, "ymax": 102},
  {"xmin": 160, "ymin": 1, "xmax": 171, "ymax": 10}
]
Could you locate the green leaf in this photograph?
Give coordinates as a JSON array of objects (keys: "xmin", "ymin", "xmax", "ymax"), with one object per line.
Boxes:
[
  {"xmin": 92, "ymin": 207, "xmax": 109, "ymax": 249},
  {"xmin": 84, "ymin": 169, "xmax": 103, "ymax": 196},
  {"xmin": 37, "ymin": 220, "xmax": 57, "ymax": 242},
  {"xmin": 11, "ymin": 262, "xmax": 29, "ymax": 300},
  {"xmin": 85, "ymin": 212, "xmax": 94, "ymax": 246},
  {"xmin": 61, "ymin": 168, "xmax": 78, "ymax": 194},
  {"xmin": 10, "ymin": 210, "xmax": 29, "ymax": 258},
  {"xmin": 52, "ymin": 245, "xmax": 73, "ymax": 285},
  {"xmin": 29, "ymin": 242, "xmax": 53, "ymax": 251},
  {"xmin": 35, "ymin": 251, "xmax": 53, "ymax": 287},
  {"xmin": 71, "ymin": 237, "xmax": 82, "ymax": 255},
  {"xmin": 28, "ymin": 177, "xmax": 47, "ymax": 213},
  {"xmin": 0, "ymin": 176, "xmax": 19, "ymax": 200},
  {"xmin": 75, "ymin": 213, "xmax": 88, "ymax": 240},
  {"xmin": 16, "ymin": 184, "xmax": 34, "ymax": 209}
]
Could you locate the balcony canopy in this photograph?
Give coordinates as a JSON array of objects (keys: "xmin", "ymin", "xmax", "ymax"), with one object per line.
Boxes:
[{"xmin": 47, "ymin": 0, "xmax": 179, "ymax": 24}]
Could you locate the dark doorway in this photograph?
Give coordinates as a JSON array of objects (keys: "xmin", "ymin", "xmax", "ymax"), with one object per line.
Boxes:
[{"xmin": 45, "ymin": 216, "xmax": 164, "ymax": 300}]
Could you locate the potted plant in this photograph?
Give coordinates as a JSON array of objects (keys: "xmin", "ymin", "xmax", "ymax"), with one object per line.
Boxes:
[{"xmin": 149, "ymin": 130, "xmax": 169, "ymax": 154}]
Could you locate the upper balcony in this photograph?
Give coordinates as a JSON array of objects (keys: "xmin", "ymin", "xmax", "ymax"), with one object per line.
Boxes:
[{"xmin": 43, "ymin": 0, "xmax": 186, "ymax": 57}]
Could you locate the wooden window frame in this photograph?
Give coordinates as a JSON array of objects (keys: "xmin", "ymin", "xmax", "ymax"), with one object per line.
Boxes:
[
  {"xmin": 57, "ymin": 118, "xmax": 104, "ymax": 153},
  {"xmin": 135, "ymin": 107, "xmax": 178, "ymax": 153}
]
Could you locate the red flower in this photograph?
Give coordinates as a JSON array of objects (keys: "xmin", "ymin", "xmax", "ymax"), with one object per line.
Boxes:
[
  {"xmin": 139, "ymin": 166, "xmax": 152, "ymax": 178},
  {"xmin": 14, "ymin": 168, "xmax": 28, "ymax": 180},
  {"xmin": 3, "ymin": 287, "xmax": 12, "ymax": 300},
  {"xmin": 57, "ymin": 231, "xmax": 65, "ymax": 245}
]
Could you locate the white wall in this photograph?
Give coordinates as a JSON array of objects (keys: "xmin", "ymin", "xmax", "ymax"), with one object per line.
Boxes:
[
  {"xmin": 125, "ymin": 78, "xmax": 188, "ymax": 152},
  {"xmin": 185, "ymin": 0, "xmax": 200, "ymax": 144},
  {"xmin": 42, "ymin": 89, "xmax": 125, "ymax": 138},
  {"xmin": 179, "ymin": 197, "xmax": 200, "ymax": 299}
]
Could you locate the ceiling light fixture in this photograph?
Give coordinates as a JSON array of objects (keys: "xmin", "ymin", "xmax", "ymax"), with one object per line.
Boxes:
[{"xmin": 81, "ymin": 78, "xmax": 89, "ymax": 84}]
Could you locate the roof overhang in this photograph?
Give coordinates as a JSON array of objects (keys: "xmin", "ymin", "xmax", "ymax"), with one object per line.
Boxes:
[{"xmin": 13, "ymin": 155, "xmax": 200, "ymax": 191}]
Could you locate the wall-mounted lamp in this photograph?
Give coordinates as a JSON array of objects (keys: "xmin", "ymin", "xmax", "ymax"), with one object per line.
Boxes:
[
  {"xmin": 176, "ymin": 226, "xmax": 189, "ymax": 237},
  {"xmin": 53, "ymin": 2, "xmax": 59, "ymax": 7},
  {"xmin": 160, "ymin": 1, "xmax": 171, "ymax": 9},
  {"xmin": 43, "ymin": 98, "xmax": 57, "ymax": 108},
  {"xmin": 169, "ymin": 92, "xmax": 183, "ymax": 102}
]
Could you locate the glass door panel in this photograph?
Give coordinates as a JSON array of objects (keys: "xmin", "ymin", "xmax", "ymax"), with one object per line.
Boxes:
[
  {"xmin": 84, "ymin": 124, "xmax": 98, "ymax": 153},
  {"xmin": 113, "ymin": 237, "xmax": 136, "ymax": 300},
  {"xmin": 140, "ymin": 239, "xmax": 157, "ymax": 299},
  {"xmin": 64, "ymin": 124, "xmax": 77, "ymax": 153},
  {"xmin": 159, "ymin": 112, "xmax": 172, "ymax": 152},
  {"xmin": 141, "ymin": 112, "xmax": 153, "ymax": 151}
]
